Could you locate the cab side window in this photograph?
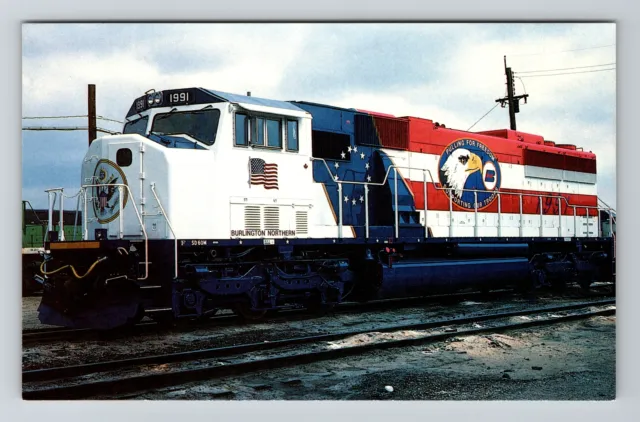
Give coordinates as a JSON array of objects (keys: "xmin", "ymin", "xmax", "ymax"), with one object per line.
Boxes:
[
  {"xmin": 252, "ymin": 117, "xmax": 265, "ymax": 146},
  {"xmin": 286, "ymin": 120, "xmax": 298, "ymax": 151},
  {"xmin": 235, "ymin": 113, "xmax": 248, "ymax": 146},
  {"xmin": 266, "ymin": 119, "xmax": 282, "ymax": 148},
  {"xmin": 234, "ymin": 112, "xmax": 296, "ymax": 152}
]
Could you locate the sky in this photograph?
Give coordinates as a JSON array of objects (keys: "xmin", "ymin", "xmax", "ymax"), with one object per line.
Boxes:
[{"xmin": 21, "ymin": 23, "xmax": 617, "ymax": 209}]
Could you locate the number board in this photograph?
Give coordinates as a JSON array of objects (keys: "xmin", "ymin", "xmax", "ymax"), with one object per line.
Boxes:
[
  {"xmin": 135, "ymin": 98, "xmax": 146, "ymax": 112},
  {"xmin": 167, "ymin": 91, "xmax": 192, "ymax": 105}
]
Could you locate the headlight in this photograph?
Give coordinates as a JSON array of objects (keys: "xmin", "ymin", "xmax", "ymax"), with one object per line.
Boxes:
[
  {"xmin": 153, "ymin": 92, "xmax": 162, "ymax": 105},
  {"xmin": 147, "ymin": 94, "xmax": 154, "ymax": 106}
]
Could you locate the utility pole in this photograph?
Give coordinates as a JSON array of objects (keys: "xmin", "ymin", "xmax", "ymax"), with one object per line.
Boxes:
[
  {"xmin": 88, "ymin": 84, "xmax": 97, "ymax": 146},
  {"xmin": 495, "ymin": 56, "xmax": 529, "ymax": 130}
]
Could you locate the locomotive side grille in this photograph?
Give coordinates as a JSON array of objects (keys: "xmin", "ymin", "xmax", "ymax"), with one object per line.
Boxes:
[
  {"xmin": 244, "ymin": 206, "xmax": 261, "ymax": 230},
  {"xmin": 355, "ymin": 114, "xmax": 409, "ymax": 150},
  {"xmin": 295, "ymin": 211, "xmax": 308, "ymax": 235},
  {"xmin": 263, "ymin": 207, "xmax": 280, "ymax": 230}
]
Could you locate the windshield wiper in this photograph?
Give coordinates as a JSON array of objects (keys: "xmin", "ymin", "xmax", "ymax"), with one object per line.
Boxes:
[
  {"xmin": 167, "ymin": 133, "xmax": 202, "ymax": 148},
  {"xmin": 148, "ymin": 131, "xmax": 171, "ymax": 144}
]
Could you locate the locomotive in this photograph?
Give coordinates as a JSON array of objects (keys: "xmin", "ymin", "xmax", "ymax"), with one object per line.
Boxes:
[{"xmin": 36, "ymin": 87, "xmax": 616, "ymax": 329}]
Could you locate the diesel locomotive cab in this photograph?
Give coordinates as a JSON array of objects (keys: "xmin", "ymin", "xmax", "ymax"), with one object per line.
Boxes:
[{"xmin": 38, "ymin": 89, "xmax": 227, "ymax": 329}]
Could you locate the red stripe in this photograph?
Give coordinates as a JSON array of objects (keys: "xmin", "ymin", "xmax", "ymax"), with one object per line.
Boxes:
[
  {"xmin": 408, "ymin": 181, "xmax": 598, "ymax": 216},
  {"xmin": 523, "ymin": 149, "xmax": 596, "ymax": 174}
]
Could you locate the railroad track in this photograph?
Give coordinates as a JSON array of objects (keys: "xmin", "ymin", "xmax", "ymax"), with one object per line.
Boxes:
[
  {"xmin": 22, "ymin": 288, "xmax": 519, "ymax": 344},
  {"xmin": 21, "ymin": 284, "xmax": 614, "ymax": 345},
  {"xmin": 22, "ymin": 298, "xmax": 615, "ymax": 400}
]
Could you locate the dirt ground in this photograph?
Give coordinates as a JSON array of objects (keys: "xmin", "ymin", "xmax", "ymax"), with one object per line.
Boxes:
[
  {"xmin": 129, "ymin": 314, "xmax": 616, "ymax": 401},
  {"xmin": 22, "ymin": 296, "xmax": 51, "ymax": 330}
]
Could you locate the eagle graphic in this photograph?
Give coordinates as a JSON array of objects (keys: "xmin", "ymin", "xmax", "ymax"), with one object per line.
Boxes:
[{"xmin": 440, "ymin": 148, "xmax": 482, "ymax": 199}]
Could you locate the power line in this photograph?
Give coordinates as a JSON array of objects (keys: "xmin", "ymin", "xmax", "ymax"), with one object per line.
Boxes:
[
  {"xmin": 22, "ymin": 126, "xmax": 119, "ymax": 135},
  {"xmin": 467, "ymin": 103, "xmax": 500, "ymax": 132},
  {"xmin": 515, "ymin": 76, "xmax": 527, "ymax": 95},
  {"xmin": 507, "ymin": 44, "xmax": 615, "ymax": 57},
  {"xmin": 518, "ymin": 67, "xmax": 615, "ymax": 78},
  {"xmin": 22, "ymin": 115, "xmax": 123, "ymax": 124},
  {"xmin": 22, "ymin": 115, "xmax": 87, "ymax": 120},
  {"xmin": 517, "ymin": 62, "xmax": 616, "ymax": 74},
  {"xmin": 97, "ymin": 115, "xmax": 124, "ymax": 124}
]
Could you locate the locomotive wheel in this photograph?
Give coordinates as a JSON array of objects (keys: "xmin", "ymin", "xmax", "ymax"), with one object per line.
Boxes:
[
  {"xmin": 578, "ymin": 279, "xmax": 593, "ymax": 292},
  {"xmin": 306, "ymin": 300, "xmax": 335, "ymax": 316},
  {"xmin": 126, "ymin": 304, "xmax": 145, "ymax": 326},
  {"xmin": 233, "ymin": 302, "xmax": 267, "ymax": 321},
  {"xmin": 191, "ymin": 309, "xmax": 220, "ymax": 324},
  {"xmin": 149, "ymin": 311, "xmax": 176, "ymax": 327},
  {"xmin": 550, "ymin": 277, "xmax": 568, "ymax": 292}
]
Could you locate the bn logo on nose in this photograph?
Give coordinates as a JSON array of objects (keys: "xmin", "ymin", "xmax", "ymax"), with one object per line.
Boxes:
[
  {"xmin": 438, "ymin": 138, "xmax": 502, "ymax": 211},
  {"xmin": 483, "ymin": 162, "xmax": 498, "ymax": 191}
]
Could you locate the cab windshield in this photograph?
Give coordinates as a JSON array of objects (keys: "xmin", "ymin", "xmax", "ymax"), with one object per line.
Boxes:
[
  {"xmin": 151, "ymin": 109, "xmax": 221, "ymax": 146},
  {"xmin": 123, "ymin": 116, "xmax": 149, "ymax": 136}
]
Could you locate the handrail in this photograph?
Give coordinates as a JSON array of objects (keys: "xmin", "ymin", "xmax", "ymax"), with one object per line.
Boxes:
[
  {"xmin": 597, "ymin": 197, "xmax": 616, "ymax": 213},
  {"xmin": 72, "ymin": 193, "xmax": 81, "ymax": 241},
  {"xmin": 596, "ymin": 197, "xmax": 616, "ymax": 237},
  {"xmin": 80, "ymin": 183, "xmax": 149, "ymax": 281},
  {"xmin": 150, "ymin": 183, "xmax": 179, "ymax": 279},
  {"xmin": 45, "ymin": 189, "xmax": 57, "ymax": 241},
  {"xmin": 310, "ymin": 157, "xmax": 608, "ymax": 239}
]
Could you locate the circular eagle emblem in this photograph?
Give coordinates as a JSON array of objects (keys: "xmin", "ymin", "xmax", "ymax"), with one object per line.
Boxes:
[
  {"xmin": 438, "ymin": 138, "xmax": 501, "ymax": 211},
  {"xmin": 92, "ymin": 159, "xmax": 129, "ymax": 224}
]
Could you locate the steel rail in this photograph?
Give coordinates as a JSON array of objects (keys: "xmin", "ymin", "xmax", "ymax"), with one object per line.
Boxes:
[
  {"xmin": 22, "ymin": 323, "xmax": 158, "ymax": 344},
  {"xmin": 22, "ymin": 289, "xmax": 520, "ymax": 345},
  {"xmin": 23, "ymin": 298, "xmax": 614, "ymax": 388},
  {"xmin": 22, "ymin": 285, "xmax": 615, "ymax": 345}
]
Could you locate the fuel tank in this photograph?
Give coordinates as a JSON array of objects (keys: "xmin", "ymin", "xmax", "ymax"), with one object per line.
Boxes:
[{"xmin": 377, "ymin": 257, "xmax": 531, "ymax": 298}]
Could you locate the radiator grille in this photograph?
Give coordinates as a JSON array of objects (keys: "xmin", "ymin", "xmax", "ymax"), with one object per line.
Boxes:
[
  {"xmin": 355, "ymin": 114, "xmax": 409, "ymax": 150},
  {"xmin": 296, "ymin": 210, "xmax": 308, "ymax": 235},
  {"xmin": 244, "ymin": 206, "xmax": 261, "ymax": 230},
  {"xmin": 263, "ymin": 206, "xmax": 280, "ymax": 230}
]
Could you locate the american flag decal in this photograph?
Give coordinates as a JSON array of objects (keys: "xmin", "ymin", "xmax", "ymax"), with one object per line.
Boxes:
[{"xmin": 249, "ymin": 158, "xmax": 279, "ymax": 190}]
